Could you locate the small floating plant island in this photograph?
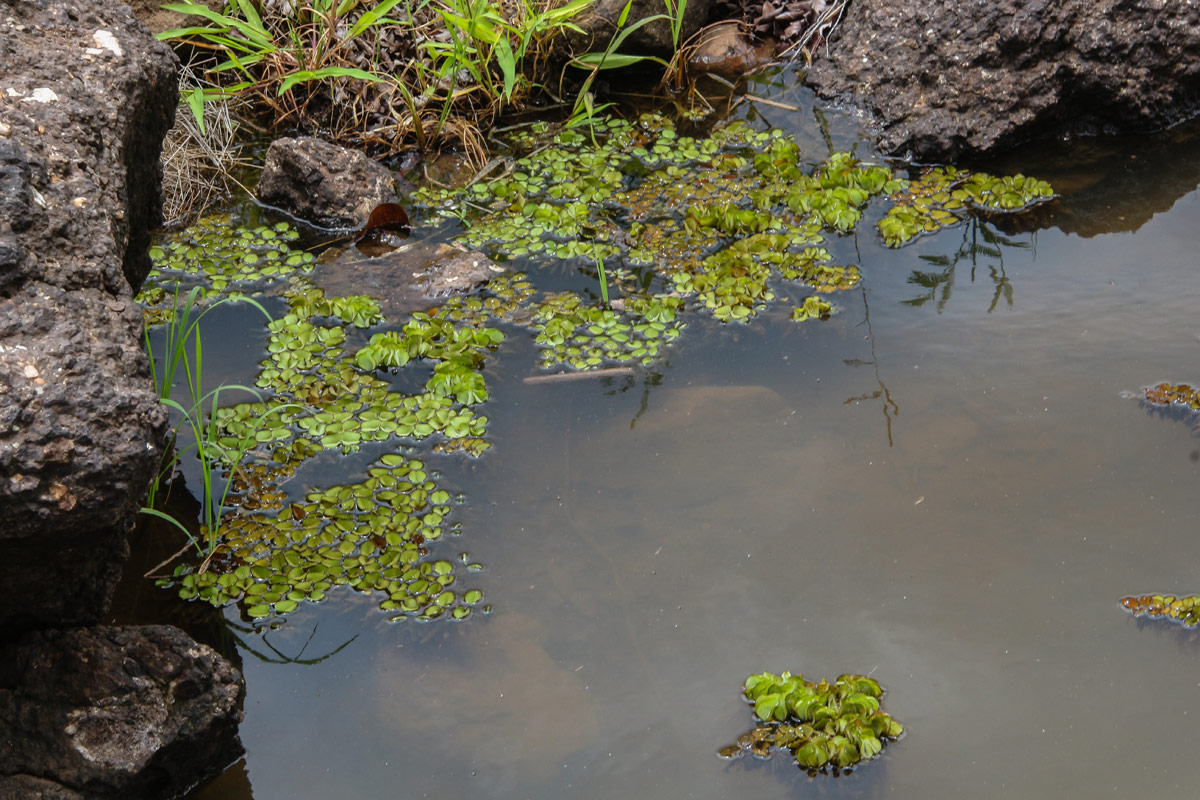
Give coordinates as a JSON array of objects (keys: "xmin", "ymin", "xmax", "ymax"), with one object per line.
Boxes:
[{"xmin": 721, "ymin": 670, "xmax": 905, "ymax": 774}]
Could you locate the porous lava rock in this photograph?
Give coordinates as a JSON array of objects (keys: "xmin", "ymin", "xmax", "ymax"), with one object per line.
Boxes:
[
  {"xmin": 806, "ymin": 0, "xmax": 1200, "ymax": 160},
  {"xmin": 0, "ymin": 0, "xmax": 175, "ymax": 634},
  {"xmin": 0, "ymin": 626, "xmax": 244, "ymax": 799},
  {"xmin": 257, "ymin": 136, "xmax": 399, "ymax": 230}
]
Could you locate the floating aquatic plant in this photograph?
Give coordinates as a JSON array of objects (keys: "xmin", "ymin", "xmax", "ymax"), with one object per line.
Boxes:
[
  {"xmin": 1143, "ymin": 382, "xmax": 1200, "ymax": 411},
  {"xmin": 530, "ymin": 292, "xmax": 685, "ymax": 370},
  {"xmin": 287, "ymin": 285, "xmax": 384, "ymax": 328},
  {"xmin": 879, "ymin": 167, "xmax": 1054, "ymax": 247},
  {"xmin": 161, "ymin": 297, "xmax": 495, "ymax": 619},
  {"xmin": 165, "ymin": 452, "xmax": 489, "ymax": 622},
  {"xmin": 144, "ymin": 227, "xmax": 499, "ymax": 623},
  {"xmin": 141, "ymin": 112, "xmax": 1056, "ymax": 624},
  {"xmin": 792, "ymin": 296, "xmax": 833, "ymax": 322},
  {"xmin": 719, "ymin": 670, "xmax": 904, "ymax": 774},
  {"xmin": 1120, "ymin": 594, "xmax": 1200, "ymax": 627},
  {"xmin": 414, "ymin": 114, "xmax": 958, "ymax": 329},
  {"xmin": 354, "ymin": 313, "xmax": 505, "ymax": 376},
  {"xmin": 416, "ymin": 113, "xmax": 1053, "ymax": 331},
  {"xmin": 430, "ymin": 272, "xmax": 538, "ymax": 328},
  {"xmin": 140, "ymin": 213, "xmax": 316, "ymax": 308}
]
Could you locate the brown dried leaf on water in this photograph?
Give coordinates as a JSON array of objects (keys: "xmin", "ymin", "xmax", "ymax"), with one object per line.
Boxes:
[{"xmin": 354, "ymin": 203, "xmax": 411, "ymax": 250}]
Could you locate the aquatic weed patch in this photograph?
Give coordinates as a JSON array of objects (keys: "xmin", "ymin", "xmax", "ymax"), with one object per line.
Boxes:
[
  {"xmin": 528, "ymin": 292, "xmax": 685, "ymax": 370},
  {"xmin": 166, "ymin": 283, "xmax": 499, "ymax": 620},
  {"xmin": 170, "ymin": 451, "xmax": 488, "ymax": 622},
  {"xmin": 791, "ymin": 295, "xmax": 834, "ymax": 322},
  {"xmin": 142, "ymin": 222, "xmax": 500, "ymax": 622},
  {"xmin": 1143, "ymin": 382, "xmax": 1200, "ymax": 411},
  {"xmin": 1120, "ymin": 593, "xmax": 1200, "ymax": 628},
  {"xmin": 140, "ymin": 213, "xmax": 316, "ymax": 308},
  {"xmin": 1128, "ymin": 380, "xmax": 1200, "ymax": 438},
  {"xmin": 878, "ymin": 167, "xmax": 1054, "ymax": 247},
  {"xmin": 720, "ymin": 671, "xmax": 904, "ymax": 774},
  {"xmin": 140, "ymin": 115, "xmax": 1057, "ymax": 625},
  {"xmin": 416, "ymin": 114, "xmax": 1052, "ymax": 332}
]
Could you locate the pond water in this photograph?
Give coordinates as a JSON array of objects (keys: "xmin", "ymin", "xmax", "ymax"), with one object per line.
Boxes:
[{"xmin": 143, "ymin": 71, "xmax": 1200, "ymax": 799}]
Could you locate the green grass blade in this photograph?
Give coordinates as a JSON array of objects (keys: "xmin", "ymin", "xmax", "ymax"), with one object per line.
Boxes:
[{"xmin": 348, "ymin": 0, "xmax": 405, "ymax": 37}]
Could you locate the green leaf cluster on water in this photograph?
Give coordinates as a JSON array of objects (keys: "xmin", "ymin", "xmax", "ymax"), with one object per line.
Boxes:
[
  {"xmin": 791, "ymin": 295, "xmax": 834, "ymax": 322},
  {"xmin": 417, "ymin": 114, "xmax": 1052, "ymax": 332},
  {"xmin": 142, "ymin": 219, "xmax": 500, "ymax": 623},
  {"xmin": 720, "ymin": 671, "xmax": 904, "ymax": 773},
  {"xmin": 878, "ymin": 166, "xmax": 1054, "ymax": 247},
  {"xmin": 530, "ymin": 292, "xmax": 684, "ymax": 370},
  {"xmin": 139, "ymin": 114, "xmax": 1055, "ymax": 624},
  {"xmin": 429, "ymin": 268, "xmax": 684, "ymax": 372},
  {"xmin": 169, "ymin": 451, "xmax": 488, "ymax": 622},
  {"xmin": 429, "ymin": 271, "xmax": 538, "ymax": 327},
  {"xmin": 139, "ymin": 214, "xmax": 316, "ymax": 317},
  {"xmin": 1121, "ymin": 593, "xmax": 1200, "ymax": 627},
  {"xmin": 173, "ymin": 282, "xmax": 496, "ymax": 619},
  {"xmin": 288, "ymin": 286, "xmax": 385, "ymax": 328}
]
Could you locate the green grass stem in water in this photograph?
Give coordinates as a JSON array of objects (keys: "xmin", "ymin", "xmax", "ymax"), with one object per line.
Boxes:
[
  {"xmin": 142, "ymin": 285, "xmax": 287, "ymax": 566},
  {"xmin": 595, "ymin": 254, "xmax": 610, "ymax": 306}
]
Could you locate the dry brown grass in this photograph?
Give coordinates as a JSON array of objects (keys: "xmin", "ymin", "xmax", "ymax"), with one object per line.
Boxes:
[{"xmin": 161, "ymin": 63, "xmax": 251, "ymax": 226}]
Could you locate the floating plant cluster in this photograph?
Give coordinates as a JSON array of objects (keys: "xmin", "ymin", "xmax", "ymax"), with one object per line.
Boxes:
[
  {"xmin": 417, "ymin": 114, "xmax": 1053, "ymax": 334},
  {"xmin": 140, "ymin": 213, "xmax": 316, "ymax": 311},
  {"xmin": 170, "ymin": 452, "xmax": 489, "ymax": 621},
  {"xmin": 1143, "ymin": 382, "xmax": 1200, "ymax": 411},
  {"xmin": 792, "ymin": 295, "xmax": 834, "ymax": 322},
  {"xmin": 878, "ymin": 166, "xmax": 1054, "ymax": 247},
  {"xmin": 167, "ymin": 284, "xmax": 499, "ymax": 620},
  {"xmin": 417, "ymin": 117, "xmax": 884, "ymax": 326},
  {"xmin": 719, "ymin": 671, "xmax": 904, "ymax": 773},
  {"xmin": 143, "ymin": 216, "xmax": 502, "ymax": 621},
  {"xmin": 1120, "ymin": 594, "xmax": 1200, "ymax": 627},
  {"xmin": 429, "ymin": 271, "xmax": 538, "ymax": 328},
  {"xmin": 530, "ymin": 292, "xmax": 685, "ymax": 370}
]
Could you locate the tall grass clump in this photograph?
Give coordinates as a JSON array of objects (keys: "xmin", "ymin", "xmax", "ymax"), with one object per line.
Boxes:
[
  {"xmin": 142, "ymin": 287, "xmax": 283, "ymax": 569},
  {"xmin": 158, "ymin": 0, "xmax": 596, "ymax": 159}
]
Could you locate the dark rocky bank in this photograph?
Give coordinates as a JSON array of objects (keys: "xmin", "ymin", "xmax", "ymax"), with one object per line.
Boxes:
[
  {"xmin": 807, "ymin": 0, "xmax": 1200, "ymax": 161},
  {"xmin": 0, "ymin": 0, "xmax": 172, "ymax": 636},
  {"xmin": 0, "ymin": 0, "xmax": 244, "ymax": 796},
  {"xmin": 0, "ymin": 626, "xmax": 243, "ymax": 800}
]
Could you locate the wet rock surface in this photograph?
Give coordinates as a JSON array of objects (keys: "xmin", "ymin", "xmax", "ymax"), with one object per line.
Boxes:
[
  {"xmin": 0, "ymin": 625, "xmax": 244, "ymax": 800},
  {"xmin": 0, "ymin": 0, "xmax": 175, "ymax": 634},
  {"xmin": 0, "ymin": 775, "xmax": 84, "ymax": 800},
  {"xmin": 807, "ymin": 0, "xmax": 1200, "ymax": 160},
  {"xmin": 257, "ymin": 136, "xmax": 399, "ymax": 230},
  {"xmin": 317, "ymin": 238, "xmax": 506, "ymax": 317}
]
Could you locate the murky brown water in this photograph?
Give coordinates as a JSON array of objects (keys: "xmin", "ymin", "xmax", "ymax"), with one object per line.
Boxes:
[{"xmin": 176, "ymin": 75, "xmax": 1200, "ymax": 799}]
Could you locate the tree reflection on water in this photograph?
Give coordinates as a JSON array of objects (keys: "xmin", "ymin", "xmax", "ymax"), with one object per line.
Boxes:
[{"xmin": 903, "ymin": 218, "xmax": 1034, "ymax": 313}]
